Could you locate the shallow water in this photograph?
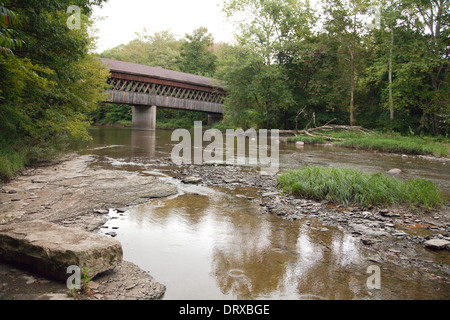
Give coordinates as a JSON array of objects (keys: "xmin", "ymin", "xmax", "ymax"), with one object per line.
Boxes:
[{"xmin": 73, "ymin": 127, "xmax": 449, "ymax": 300}]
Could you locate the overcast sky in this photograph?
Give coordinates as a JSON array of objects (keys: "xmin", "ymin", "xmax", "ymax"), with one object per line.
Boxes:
[{"xmin": 91, "ymin": 0, "xmax": 236, "ymax": 53}]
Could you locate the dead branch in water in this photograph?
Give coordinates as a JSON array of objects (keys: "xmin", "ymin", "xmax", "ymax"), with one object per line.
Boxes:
[{"xmin": 287, "ymin": 108, "xmax": 373, "ymax": 141}]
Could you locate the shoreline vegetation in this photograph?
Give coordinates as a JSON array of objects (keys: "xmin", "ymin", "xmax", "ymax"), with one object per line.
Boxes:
[
  {"xmin": 287, "ymin": 130, "xmax": 449, "ymax": 158},
  {"xmin": 2, "ymin": 124, "xmax": 448, "ymax": 214},
  {"xmin": 277, "ymin": 166, "xmax": 446, "ymax": 211}
]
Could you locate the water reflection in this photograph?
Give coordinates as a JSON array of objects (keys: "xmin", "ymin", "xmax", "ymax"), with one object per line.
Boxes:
[
  {"xmin": 78, "ymin": 127, "xmax": 449, "ymax": 197},
  {"xmin": 131, "ymin": 129, "xmax": 156, "ymax": 159},
  {"xmin": 85, "ymin": 128, "xmax": 449, "ymax": 300},
  {"xmin": 102, "ymin": 185, "xmax": 370, "ymax": 300}
]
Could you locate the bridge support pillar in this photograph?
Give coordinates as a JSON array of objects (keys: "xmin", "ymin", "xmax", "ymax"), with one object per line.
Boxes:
[
  {"xmin": 207, "ymin": 113, "xmax": 223, "ymax": 126},
  {"xmin": 132, "ymin": 105, "xmax": 156, "ymax": 130}
]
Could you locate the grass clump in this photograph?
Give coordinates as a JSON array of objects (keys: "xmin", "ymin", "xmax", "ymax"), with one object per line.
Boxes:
[
  {"xmin": 277, "ymin": 166, "xmax": 445, "ymax": 210},
  {"xmin": 0, "ymin": 137, "xmax": 66, "ymax": 183},
  {"xmin": 287, "ymin": 130, "xmax": 449, "ymax": 157},
  {"xmin": 336, "ymin": 133, "xmax": 449, "ymax": 157},
  {"xmin": 287, "ymin": 135, "xmax": 327, "ymax": 145},
  {"xmin": 0, "ymin": 148, "xmax": 26, "ymax": 181}
]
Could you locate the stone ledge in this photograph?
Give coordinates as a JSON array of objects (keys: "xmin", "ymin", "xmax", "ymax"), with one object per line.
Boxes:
[{"xmin": 0, "ymin": 221, "xmax": 123, "ymax": 282}]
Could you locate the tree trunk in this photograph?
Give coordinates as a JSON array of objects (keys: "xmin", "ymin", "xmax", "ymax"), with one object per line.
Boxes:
[
  {"xmin": 389, "ymin": 28, "xmax": 394, "ymax": 120},
  {"xmin": 349, "ymin": 12, "xmax": 357, "ymax": 127},
  {"xmin": 350, "ymin": 48, "xmax": 355, "ymax": 127}
]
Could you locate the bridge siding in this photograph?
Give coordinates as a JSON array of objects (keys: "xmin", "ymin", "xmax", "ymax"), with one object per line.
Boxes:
[{"xmin": 106, "ymin": 90, "xmax": 224, "ymax": 114}]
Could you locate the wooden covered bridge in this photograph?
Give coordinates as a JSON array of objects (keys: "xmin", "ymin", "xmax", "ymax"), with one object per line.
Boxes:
[{"xmin": 102, "ymin": 58, "xmax": 226, "ymax": 130}]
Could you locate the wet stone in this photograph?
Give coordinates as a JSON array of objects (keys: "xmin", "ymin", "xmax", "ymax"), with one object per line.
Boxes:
[
  {"xmin": 182, "ymin": 176, "xmax": 203, "ymax": 184},
  {"xmin": 0, "ymin": 221, "xmax": 123, "ymax": 281},
  {"xmin": 424, "ymin": 239, "xmax": 450, "ymax": 250}
]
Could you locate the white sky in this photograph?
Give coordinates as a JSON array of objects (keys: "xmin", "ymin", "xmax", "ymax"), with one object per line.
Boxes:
[{"xmin": 91, "ymin": 0, "xmax": 237, "ymax": 53}]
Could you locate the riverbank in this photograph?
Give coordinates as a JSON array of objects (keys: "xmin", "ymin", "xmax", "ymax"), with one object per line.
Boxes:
[
  {"xmin": 1, "ymin": 151, "xmax": 449, "ymax": 299},
  {"xmin": 166, "ymin": 159, "xmax": 450, "ymax": 288},
  {"xmin": 288, "ymin": 131, "xmax": 450, "ymax": 158},
  {"xmin": 0, "ymin": 153, "xmax": 177, "ymax": 300}
]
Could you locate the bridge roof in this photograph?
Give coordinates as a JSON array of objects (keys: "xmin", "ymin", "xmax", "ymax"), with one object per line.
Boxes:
[{"xmin": 101, "ymin": 58, "xmax": 225, "ymax": 90}]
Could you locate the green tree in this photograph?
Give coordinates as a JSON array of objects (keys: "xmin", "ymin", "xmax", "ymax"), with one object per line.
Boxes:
[
  {"xmin": 177, "ymin": 27, "xmax": 217, "ymax": 77},
  {"xmin": 101, "ymin": 29, "xmax": 182, "ymax": 70},
  {"xmin": 0, "ymin": 2, "xmax": 23, "ymax": 55},
  {"xmin": 220, "ymin": 0, "xmax": 317, "ymax": 128},
  {"xmin": 400, "ymin": 0, "xmax": 449, "ymax": 134},
  {"xmin": 322, "ymin": 0, "xmax": 376, "ymax": 126},
  {"xmin": 216, "ymin": 44, "xmax": 293, "ymax": 129},
  {"xmin": 1, "ymin": 0, "xmax": 108, "ymax": 144}
]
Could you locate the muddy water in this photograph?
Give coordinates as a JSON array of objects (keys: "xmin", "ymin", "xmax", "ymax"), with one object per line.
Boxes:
[{"xmin": 74, "ymin": 127, "xmax": 449, "ymax": 300}]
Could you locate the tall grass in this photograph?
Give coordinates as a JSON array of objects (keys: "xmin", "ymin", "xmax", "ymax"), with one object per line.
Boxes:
[
  {"xmin": 0, "ymin": 137, "xmax": 65, "ymax": 182},
  {"xmin": 286, "ymin": 131, "xmax": 449, "ymax": 157},
  {"xmin": 0, "ymin": 148, "xmax": 26, "ymax": 181},
  {"xmin": 277, "ymin": 166, "xmax": 445, "ymax": 210},
  {"xmin": 337, "ymin": 133, "xmax": 449, "ymax": 157},
  {"xmin": 287, "ymin": 135, "xmax": 327, "ymax": 144}
]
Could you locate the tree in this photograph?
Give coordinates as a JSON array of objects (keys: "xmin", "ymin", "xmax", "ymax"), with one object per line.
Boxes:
[
  {"xmin": 220, "ymin": 0, "xmax": 315, "ymax": 128},
  {"xmin": 0, "ymin": 0, "xmax": 109, "ymax": 144},
  {"xmin": 177, "ymin": 27, "xmax": 217, "ymax": 77},
  {"xmin": 402, "ymin": 0, "xmax": 449, "ymax": 134},
  {"xmin": 0, "ymin": 2, "xmax": 23, "ymax": 55},
  {"xmin": 216, "ymin": 44, "xmax": 293, "ymax": 129},
  {"xmin": 101, "ymin": 29, "xmax": 182, "ymax": 70},
  {"xmin": 322, "ymin": 0, "xmax": 375, "ymax": 126}
]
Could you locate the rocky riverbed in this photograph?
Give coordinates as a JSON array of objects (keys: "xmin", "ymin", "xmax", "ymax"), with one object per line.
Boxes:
[
  {"xmin": 0, "ymin": 154, "xmax": 177, "ymax": 300},
  {"xmin": 164, "ymin": 159, "xmax": 450, "ymax": 287},
  {"xmin": 1, "ymin": 153, "xmax": 449, "ymax": 299}
]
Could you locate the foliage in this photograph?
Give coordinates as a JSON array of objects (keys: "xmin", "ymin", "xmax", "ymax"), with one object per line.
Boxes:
[
  {"xmin": 0, "ymin": 2, "xmax": 23, "ymax": 55},
  {"xmin": 0, "ymin": 0, "xmax": 108, "ymax": 181},
  {"xmin": 287, "ymin": 135, "xmax": 327, "ymax": 144},
  {"xmin": 337, "ymin": 132, "xmax": 450, "ymax": 157},
  {"xmin": 287, "ymin": 129, "xmax": 449, "ymax": 157},
  {"xmin": 278, "ymin": 166, "xmax": 445, "ymax": 210},
  {"xmin": 101, "ymin": 29, "xmax": 182, "ymax": 70},
  {"xmin": 215, "ymin": 0, "xmax": 449, "ymax": 135},
  {"xmin": 216, "ymin": 44, "xmax": 294, "ymax": 129},
  {"xmin": 178, "ymin": 27, "xmax": 218, "ymax": 77}
]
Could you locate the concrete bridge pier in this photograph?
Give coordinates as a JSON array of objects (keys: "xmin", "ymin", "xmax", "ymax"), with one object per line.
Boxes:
[
  {"xmin": 208, "ymin": 113, "xmax": 223, "ymax": 126},
  {"xmin": 132, "ymin": 105, "xmax": 156, "ymax": 130}
]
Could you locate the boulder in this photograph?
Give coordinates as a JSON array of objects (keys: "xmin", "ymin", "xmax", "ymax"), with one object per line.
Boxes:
[
  {"xmin": 349, "ymin": 223, "xmax": 388, "ymax": 237},
  {"xmin": 0, "ymin": 221, "xmax": 123, "ymax": 282},
  {"xmin": 388, "ymin": 168, "xmax": 403, "ymax": 174},
  {"xmin": 181, "ymin": 176, "xmax": 202, "ymax": 184},
  {"xmin": 424, "ymin": 239, "xmax": 450, "ymax": 250}
]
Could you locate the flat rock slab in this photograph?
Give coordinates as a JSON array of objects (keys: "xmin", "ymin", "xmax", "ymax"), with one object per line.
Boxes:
[
  {"xmin": 182, "ymin": 176, "xmax": 203, "ymax": 184},
  {"xmin": 0, "ymin": 221, "xmax": 123, "ymax": 282},
  {"xmin": 424, "ymin": 239, "xmax": 450, "ymax": 250}
]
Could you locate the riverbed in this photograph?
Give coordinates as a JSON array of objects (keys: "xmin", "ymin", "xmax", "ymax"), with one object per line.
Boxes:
[{"xmin": 74, "ymin": 127, "xmax": 449, "ymax": 300}]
